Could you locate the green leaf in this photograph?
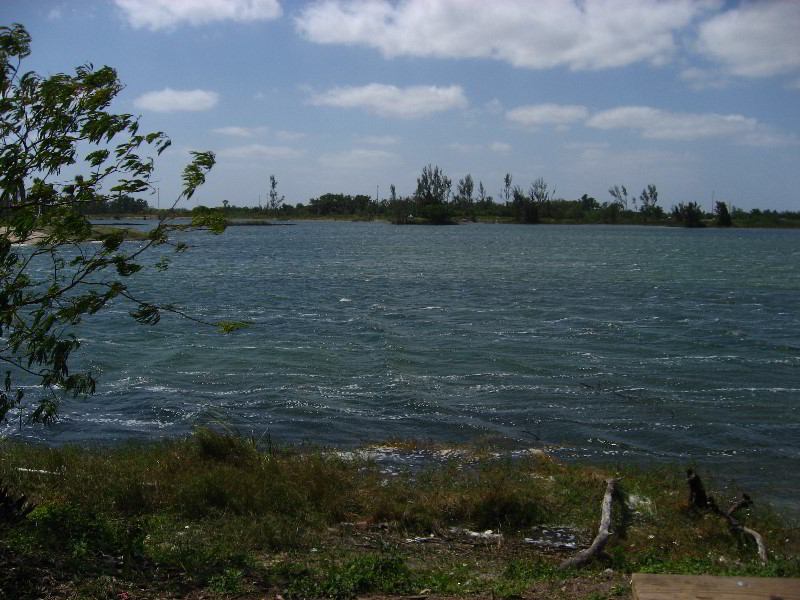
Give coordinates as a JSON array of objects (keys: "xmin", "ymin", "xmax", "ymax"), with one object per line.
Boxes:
[
  {"xmin": 181, "ymin": 151, "xmax": 215, "ymax": 200},
  {"xmin": 190, "ymin": 211, "xmax": 227, "ymax": 234},
  {"xmin": 214, "ymin": 321, "xmax": 254, "ymax": 334},
  {"xmin": 130, "ymin": 304, "xmax": 160, "ymax": 325}
]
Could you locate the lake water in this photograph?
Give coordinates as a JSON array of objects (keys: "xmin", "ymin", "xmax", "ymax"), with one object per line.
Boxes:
[{"xmin": 6, "ymin": 221, "xmax": 800, "ymax": 513}]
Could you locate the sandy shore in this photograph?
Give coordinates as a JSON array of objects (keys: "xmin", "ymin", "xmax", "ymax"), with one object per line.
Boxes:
[{"xmin": 1, "ymin": 227, "xmax": 49, "ymax": 245}]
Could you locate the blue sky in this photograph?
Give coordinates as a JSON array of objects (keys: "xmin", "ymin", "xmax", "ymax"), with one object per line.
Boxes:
[{"xmin": 4, "ymin": 0, "xmax": 800, "ymax": 211}]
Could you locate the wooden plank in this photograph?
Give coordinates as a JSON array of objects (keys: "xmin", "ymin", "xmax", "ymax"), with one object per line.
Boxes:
[{"xmin": 632, "ymin": 573, "xmax": 800, "ymax": 600}]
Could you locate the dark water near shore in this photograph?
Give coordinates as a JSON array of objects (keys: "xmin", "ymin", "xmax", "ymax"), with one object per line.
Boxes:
[{"xmin": 6, "ymin": 222, "xmax": 800, "ymax": 513}]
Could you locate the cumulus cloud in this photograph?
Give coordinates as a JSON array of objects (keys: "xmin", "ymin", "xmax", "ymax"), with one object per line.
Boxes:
[
  {"xmin": 448, "ymin": 141, "xmax": 511, "ymax": 153},
  {"xmin": 116, "ymin": 0, "xmax": 282, "ymax": 31},
  {"xmin": 217, "ymin": 144, "xmax": 304, "ymax": 160},
  {"xmin": 678, "ymin": 67, "xmax": 728, "ymax": 90},
  {"xmin": 295, "ymin": 0, "xmax": 704, "ymax": 70},
  {"xmin": 319, "ymin": 148, "xmax": 397, "ymax": 169},
  {"xmin": 586, "ymin": 106, "xmax": 796, "ymax": 146},
  {"xmin": 696, "ymin": 2, "xmax": 800, "ymax": 78},
  {"xmin": 506, "ymin": 103, "xmax": 589, "ymax": 127},
  {"xmin": 586, "ymin": 106, "xmax": 754, "ymax": 140},
  {"xmin": 275, "ymin": 130, "xmax": 307, "ymax": 141},
  {"xmin": 564, "ymin": 141, "xmax": 610, "ymax": 151},
  {"xmin": 212, "ymin": 126, "xmax": 269, "ymax": 137},
  {"xmin": 309, "ymin": 83, "xmax": 467, "ymax": 118},
  {"xmin": 489, "ymin": 142, "xmax": 512, "ymax": 153},
  {"xmin": 134, "ymin": 88, "xmax": 219, "ymax": 112},
  {"xmin": 360, "ymin": 135, "xmax": 400, "ymax": 145}
]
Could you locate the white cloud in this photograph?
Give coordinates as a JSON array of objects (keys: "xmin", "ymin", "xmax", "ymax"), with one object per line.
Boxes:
[
  {"xmin": 310, "ymin": 83, "xmax": 467, "ymax": 118},
  {"xmin": 275, "ymin": 130, "xmax": 307, "ymax": 142},
  {"xmin": 564, "ymin": 141, "xmax": 610, "ymax": 151},
  {"xmin": 447, "ymin": 143, "xmax": 481, "ymax": 153},
  {"xmin": 360, "ymin": 135, "xmax": 399, "ymax": 145},
  {"xmin": 47, "ymin": 7, "xmax": 63, "ymax": 20},
  {"xmin": 319, "ymin": 148, "xmax": 397, "ymax": 169},
  {"xmin": 586, "ymin": 106, "xmax": 750, "ymax": 140},
  {"xmin": 485, "ymin": 99, "xmax": 504, "ymax": 115},
  {"xmin": 116, "ymin": 0, "xmax": 282, "ymax": 30},
  {"xmin": 678, "ymin": 67, "xmax": 728, "ymax": 90},
  {"xmin": 696, "ymin": 2, "xmax": 800, "ymax": 78},
  {"xmin": 738, "ymin": 130, "xmax": 799, "ymax": 148},
  {"xmin": 212, "ymin": 126, "xmax": 269, "ymax": 137},
  {"xmin": 586, "ymin": 106, "xmax": 796, "ymax": 146},
  {"xmin": 489, "ymin": 142, "xmax": 512, "ymax": 153},
  {"xmin": 134, "ymin": 88, "xmax": 219, "ymax": 112},
  {"xmin": 295, "ymin": 0, "xmax": 705, "ymax": 70},
  {"xmin": 507, "ymin": 103, "xmax": 588, "ymax": 127},
  {"xmin": 448, "ymin": 141, "xmax": 511, "ymax": 154},
  {"xmin": 218, "ymin": 144, "xmax": 305, "ymax": 160}
]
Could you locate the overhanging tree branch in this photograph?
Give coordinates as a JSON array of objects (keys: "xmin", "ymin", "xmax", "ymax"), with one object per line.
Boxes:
[{"xmin": 0, "ymin": 23, "xmax": 228, "ymax": 425}]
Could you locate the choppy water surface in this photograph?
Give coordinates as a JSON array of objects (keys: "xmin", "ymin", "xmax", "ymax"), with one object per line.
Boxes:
[{"xmin": 7, "ymin": 222, "xmax": 800, "ymax": 512}]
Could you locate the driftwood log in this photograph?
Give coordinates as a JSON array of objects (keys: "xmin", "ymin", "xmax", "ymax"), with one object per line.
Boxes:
[
  {"xmin": 559, "ymin": 477, "xmax": 618, "ymax": 570},
  {"xmin": 711, "ymin": 494, "xmax": 768, "ymax": 566},
  {"xmin": 686, "ymin": 471, "xmax": 768, "ymax": 566}
]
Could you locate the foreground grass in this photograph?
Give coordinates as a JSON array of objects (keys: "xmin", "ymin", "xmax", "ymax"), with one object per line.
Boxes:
[{"xmin": 1, "ymin": 429, "xmax": 797, "ymax": 599}]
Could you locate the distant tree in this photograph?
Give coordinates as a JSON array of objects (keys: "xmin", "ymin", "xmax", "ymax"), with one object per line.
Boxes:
[
  {"xmin": 268, "ymin": 175, "xmax": 284, "ymax": 211},
  {"xmin": 512, "ymin": 186, "xmax": 539, "ymax": 224},
  {"xmin": 608, "ymin": 184, "xmax": 629, "ymax": 210},
  {"xmin": 456, "ymin": 174, "xmax": 475, "ymax": 220},
  {"xmin": 672, "ymin": 202, "xmax": 706, "ymax": 227},
  {"xmin": 456, "ymin": 174, "xmax": 474, "ymax": 205},
  {"xmin": 413, "ymin": 165, "xmax": 452, "ymax": 224},
  {"xmin": 222, "ymin": 199, "xmax": 229, "ymax": 209},
  {"xmin": 580, "ymin": 194, "xmax": 599, "ymax": 211},
  {"xmin": 107, "ymin": 194, "xmax": 149, "ymax": 214},
  {"xmin": 308, "ymin": 193, "xmax": 373, "ymax": 216},
  {"xmin": 529, "ymin": 177, "xmax": 554, "ymax": 204},
  {"xmin": 415, "ymin": 164, "xmax": 451, "ymax": 205},
  {"xmin": 715, "ymin": 201, "xmax": 732, "ymax": 227},
  {"xmin": 638, "ymin": 184, "xmax": 662, "ymax": 218},
  {"xmin": 0, "ymin": 24, "xmax": 223, "ymax": 425},
  {"xmin": 388, "ymin": 184, "xmax": 413, "ymax": 224},
  {"xmin": 502, "ymin": 173, "xmax": 512, "ymax": 204}
]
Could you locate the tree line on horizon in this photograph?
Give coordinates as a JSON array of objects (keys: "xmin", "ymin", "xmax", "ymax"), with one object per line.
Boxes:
[
  {"xmin": 187, "ymin": 165, "xmax": 799, "ymax": 229},
  {"xmin": 24, "ymin": 160, "xmax": 798, "ymax": 229}
]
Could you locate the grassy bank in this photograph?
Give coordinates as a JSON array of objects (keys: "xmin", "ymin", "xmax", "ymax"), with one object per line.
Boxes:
[
  {"xmin": 1, "ymin": 429, "xmax": 797, "ymax": 599},
  {"xmin": 91, "ymin": 225, "xmax": 150, "ymax": 241}
]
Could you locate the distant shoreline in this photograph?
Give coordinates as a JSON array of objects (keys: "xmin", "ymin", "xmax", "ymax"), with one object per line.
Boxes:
[{"xmin": 86, "ymin": 214, "xmax": 800, "ymax": 229}]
